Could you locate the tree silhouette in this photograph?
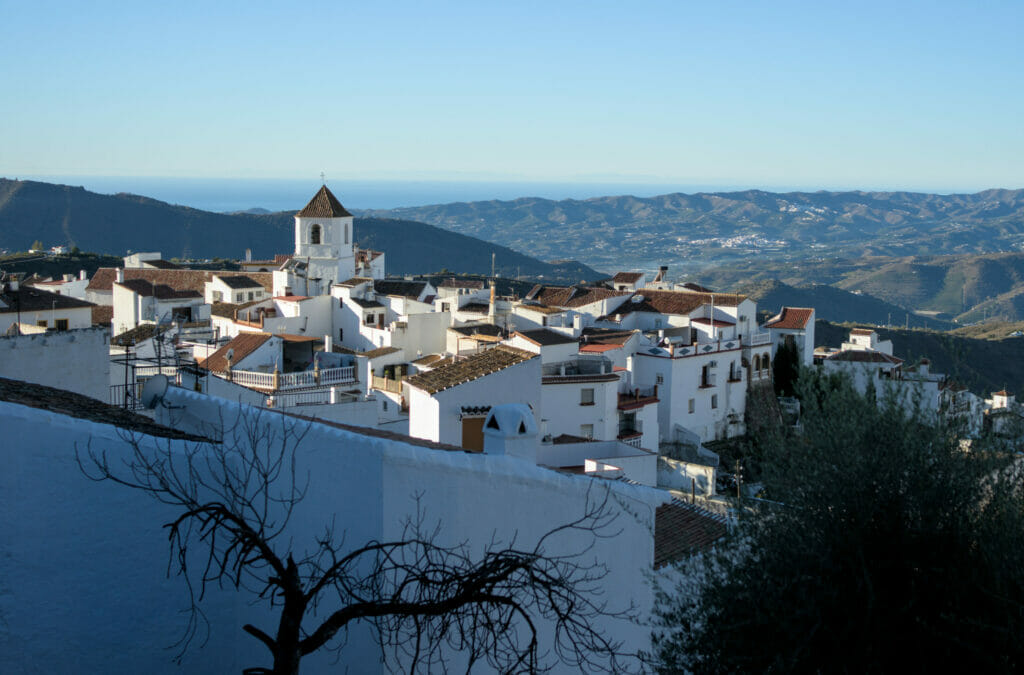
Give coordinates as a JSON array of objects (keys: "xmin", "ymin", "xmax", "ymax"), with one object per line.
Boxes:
[{"xmin": 78, "ymin": 409, "xmax": 638, "ymax": 674}]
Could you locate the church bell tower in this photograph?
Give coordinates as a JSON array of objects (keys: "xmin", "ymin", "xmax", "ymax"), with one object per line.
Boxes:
[{"xmin": 293, "ymin": 185, "xmax": 356, "ymax": 291}]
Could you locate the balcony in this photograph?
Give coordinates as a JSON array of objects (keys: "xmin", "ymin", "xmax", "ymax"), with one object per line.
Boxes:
[
  {"xmin": 668, "ymin": 338, "xmax": 741, "ymax": 358},
  {"xmin": 618, "ymin": 388, "xmax": 659, "ymax": 410},
  {"xmin": 617, "ymin": 430, "xmax": 643, "ymax": 448},
  {"xmin": 371, "ymin": 375, "xmax": 404, "ymax": 394},
  {"xmin": 746, "ymin": 331, "xmax": 772, "ymax": 346},
  {"xmin": 223, "ymin": 366, "xmax": 356, "ymax": 391}
]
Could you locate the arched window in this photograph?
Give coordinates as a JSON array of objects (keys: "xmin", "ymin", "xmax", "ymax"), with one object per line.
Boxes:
[
  {"xmin": 763, "ymin": 353, "xmax": 771, "ymax": 371},
  {"xmin": 344, "ymin": 223, "xmax": 349, "ymax": 245},
  {"xmin": 310, "ymin": 224, "xmax": 322, "ymax": 245},
  {"xmin": 753, "ymin": 355, "xmax": 761, "ymax": 371}
]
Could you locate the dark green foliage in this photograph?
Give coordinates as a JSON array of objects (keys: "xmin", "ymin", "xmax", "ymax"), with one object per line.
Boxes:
[
  {"xmin": 771, "ymin": 338, "xmax": 800, "ymax": 397},
  {"xmin": 652, "ymin": 372, "xmax": 1024, "ymax": 673}
]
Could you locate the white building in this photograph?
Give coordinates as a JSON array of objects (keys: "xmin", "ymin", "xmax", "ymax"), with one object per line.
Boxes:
[
  {"xmin": 405, "ymin": 345, "xmax": 540, "ymax": 450},
  {"xmin": 0, "ymin": 278, "xmax": 94, "ymax": 334},
  {"xmin": 274, "ymin": 185, "xmax": 356, "ymax": 297},
  {"xmin": 764, "ymin": 306, "xmax": 815, "ymax": 366},
  {"xmin": 1, "ymin": 379, "xmax": 728, "ymax": 672}
]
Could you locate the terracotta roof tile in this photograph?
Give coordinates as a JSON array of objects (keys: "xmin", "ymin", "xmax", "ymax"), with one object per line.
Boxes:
[
  {"xmin": 88, "ymin": 268, "xmax": 273, "ymax": 294},
  {"xmin": 198, "ymin": 332, "xmax": 274, "ymax": 372},
  {"xmin": 296, "ymin": 185, "xmax": 352, "ymax": 218},
  {"xmin": 405, "ymin": 345, "xmax": 536, "ymax": 395},
  {"xmin": 826, "ymin": 350, "xmax": 903, "ymax": 365},
  {"xmin": 360, "ymin": 346, "xmax": 402, "ymax": 359},
  {"xmin": 612, "ymin": 289, "xmax": 747, "ymax": 318},
  {"xmin": 764, "ymin": 307, "xmax": 814, "ymax": 330},
  {"xmin": 338, "ymin": 277, "xmax": 373, "ymax": 287},
  {"xmin": 514, "ymin": 329, "xmax": 577, "ymax": 346},
  {"xmin": 91, "ymin": 305, "xmax": 113, "ymax": 326},
  {"xmin": 654, "ymin": 499, "xmax": 729, "ymax": 568},
  {"xmin": 526, "ymin": 284, "xmax": 628, "ymax": 309},
  {"xmin": 116, "ymin": 279, "xmax": 201, "ymax": 300},
  {"xmin": 612, "ymin": 272, "xmax": 643, "ymax": 284},
  {"xmin": 850, "ymin": 328, "xmax": 875, "ymax": 336}
]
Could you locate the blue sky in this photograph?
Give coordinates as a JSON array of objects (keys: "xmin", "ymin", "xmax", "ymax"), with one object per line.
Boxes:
[{"xmin": 2, "ymin": 1, "xmax": 1022, "ymax": 192}]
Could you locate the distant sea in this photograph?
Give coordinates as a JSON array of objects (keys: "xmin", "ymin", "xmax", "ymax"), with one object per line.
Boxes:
[{"xmin": 16, "ymin": 176, "xmax": 738, "ymax": 213}]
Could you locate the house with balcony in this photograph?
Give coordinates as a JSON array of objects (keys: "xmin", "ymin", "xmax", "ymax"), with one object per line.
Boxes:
[{"xmin": 194, "ymin": 331, "xmax": 369, "ymax": 423}]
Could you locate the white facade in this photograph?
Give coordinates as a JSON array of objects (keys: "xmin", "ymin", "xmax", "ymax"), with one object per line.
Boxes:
[
  {"xmin": 2, "ymin": 387, "xmax": 664, "ymax": 673},
  {"xmin": 407, "ymin": 357, "xmax": 541, "ymax": 448},
  {"xmin": 0, "ymin": 326, "xmax": 110, "ymax": 400}
]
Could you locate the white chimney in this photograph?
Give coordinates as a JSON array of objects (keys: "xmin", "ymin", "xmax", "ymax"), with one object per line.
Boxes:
[
  {"xmin": 482, "ymin": 404, "xmax": 538, "ymax": 463},
  {"xmin": 79, "ymin": 269, "xmax": 87, "ymax": 281},
  {"xmin": 245, "ymin": 248, "xmax": 252, "ymax": 262},
  {"xmin": 116, "ymin": 268, "xmax": 125, "ymax": 283},
  {"xmin": 324, "ymin": 334, "xmax": 332, "ymax": 353}
]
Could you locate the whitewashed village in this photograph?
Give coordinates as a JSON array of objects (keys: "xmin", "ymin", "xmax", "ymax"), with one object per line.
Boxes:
[{"xmin": 3, "ymin": 186, "xmax": 1022, "ymax": 672}]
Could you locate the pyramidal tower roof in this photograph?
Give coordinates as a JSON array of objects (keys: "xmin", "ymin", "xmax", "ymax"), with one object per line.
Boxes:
[{"xmin": 296, "ymin": 185, "xmax": 352, "ymax": 218}]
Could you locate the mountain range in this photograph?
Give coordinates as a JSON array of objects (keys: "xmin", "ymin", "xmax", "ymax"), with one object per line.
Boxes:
[
  {"xmin": 360, "ymin": 189, "xmax": 1024, "ymax": 272},
  {"xmin": 0, "ymin": 179, "xmax": 599, "ymax": 282}
]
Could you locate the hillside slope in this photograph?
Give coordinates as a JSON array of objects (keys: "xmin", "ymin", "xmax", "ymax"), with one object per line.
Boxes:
[
  {"xmin": 361, "ymin": 188, "xmax": 1024, "ymax": 271},
  {"xmin": 0, "ymin": 179, "xmax": 600, "ymax": 282}
]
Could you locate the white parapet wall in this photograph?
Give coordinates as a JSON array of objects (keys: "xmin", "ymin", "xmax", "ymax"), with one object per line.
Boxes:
[{"xmin": 0, "ymin": 326, "xmax": 110, "ymax": 401}]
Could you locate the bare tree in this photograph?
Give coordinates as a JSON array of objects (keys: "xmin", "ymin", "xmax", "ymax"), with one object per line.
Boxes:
[{"xmin": 77, "ymin": 408, "xmax": 639, "ymax": 674}]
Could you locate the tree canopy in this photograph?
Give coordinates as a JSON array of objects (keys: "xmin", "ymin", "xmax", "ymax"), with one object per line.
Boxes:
[{"xmin": 652, "ymin": 370, "xmax": 1024, "ymax": 673}]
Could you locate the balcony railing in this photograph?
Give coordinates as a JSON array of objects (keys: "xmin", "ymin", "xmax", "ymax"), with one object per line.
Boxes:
[
  {"xmin": 617, "ymin": 430, "xmax": 643, "ymax": 448},
  {"xmin": 219, "ymin": 366, "xmax": 356, "ymax": 391},
  {"xmin": 747, "ymin": 331, "xmax": 772, "ymax": 346},
  {"xmin": 670, "ymin": 338, "xmax": 741, "ymax": 358},
  {"xmin": 372, "ymin": 375, "xmax": 404, "ymax": 394}
]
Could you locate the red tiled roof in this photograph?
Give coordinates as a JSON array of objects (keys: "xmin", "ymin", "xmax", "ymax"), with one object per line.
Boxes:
[
  {"xmin": 198, "ymin": 332, "xmax": 274, "ymax": 372},
  {"xmin": 580, "ymin": 343, "xmax": 621, "ymax": 353},
  {"xmin": 612, "ymin": 289, "xmax": 748, "ymax": 318},
  {"xmin": 88, "ymin": 268, "xmax": 273, "ymax": 293},
  {"xmin": 115, "ymin": 279, "xmax": 201, "ymax": 300},
  {"xmin": 296, "ymin": 185, "xmax": 352, "ymax": 218},
  {"xmin": 826, "ymin": 350, "xmax": 903, "ymax": 365},
  {"xmin": 850, "ymin": 328, "xmax": 875, "ymax": 336},
  {"xmin": 526, "ymin": 284, "xmax": 628, "ymax": 309},
  {"xmin": 91, "ymin": 305, "xmax": 113, "ymax": 326},
  {"xmin": 764, "ymin": 307, "xmax": 814, "ymax": 330},
  {"xmin": 612, "ymin": 272, "xmax": 643, "ymax": 284},
  {"xmin": 654, "ymin": 499, "xmax": 729, "ymax": 568}
]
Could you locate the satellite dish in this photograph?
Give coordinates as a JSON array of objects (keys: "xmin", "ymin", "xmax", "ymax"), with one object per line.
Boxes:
[
  {"xmin": 226, "ymin": 347, "xmax": 235, "ymax": 363},
  {"xmin": 141, "ymin": 374, "xmax": 169, "ymax": 409}
]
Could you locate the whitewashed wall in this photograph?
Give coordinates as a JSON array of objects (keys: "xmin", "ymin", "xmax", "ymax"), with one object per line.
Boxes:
[{"xmin": 0, "ymin": 326, "xmax": 110, "ymax": 400}]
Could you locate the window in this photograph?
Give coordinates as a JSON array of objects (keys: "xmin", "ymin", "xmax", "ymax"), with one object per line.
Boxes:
[
  {"xmin": 55, "ymin": 319, "xmax": 68, "ymax": 331},
  {"xmin": 382, "ymin": 400, "xmax": 388, "ymax": 412},
  {"xmin": 247, "ymin": 292, "xmax": 254, "ymax": 301},
  {"xmin": 213, "ymin": 290, "xmax": 223, "ymax": 302},
  {"xmin": 365, "ymin": 314, "xmax": 374, "ymax": 326},
  {"xmin": 580, "ymin": 388, "xmax": 595, "ymax": 406},
  {"xmin": 542, "ymin": 316, "xmax": 548, "ymax": 326},
  {"xmin": 36, "ymin": 320, "xmax": 47, "ymax": 328},
  {"xmin": 441, "ymin": 302, "xmax": 450, "ymax": 313},
  {"xmin": 310, "ymin": 224, "xmax": 322, "ymax": 245},
  {"xmin": 344, "ymin": 223, "xmax": 349, "ymax": 245},
  {"xmin": 656, "ymin": 373, "xmax": 664, "ymax": 385},
  {"xmin": 580, "ymin": 424, "xmax": 594, "ymax": 439},
  {"xmin": 339, "ymin": 329, "xmax": 343, "ymax": 341},
  {"xmin": 711, "ymin": 394, "xmax": 718, "ymax": 409},
  {"xmin": 236, "ymin": 293, "xmax": 244, "ymax": 302},
  {"xmin": 688, "ymin": 398, "xmax": 695, "ymax": 414}
]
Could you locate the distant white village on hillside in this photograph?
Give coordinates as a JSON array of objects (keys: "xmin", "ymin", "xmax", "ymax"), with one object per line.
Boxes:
[{"xmin": 2, "ymin": 185, "xmax": 1021, "ymax": 671}]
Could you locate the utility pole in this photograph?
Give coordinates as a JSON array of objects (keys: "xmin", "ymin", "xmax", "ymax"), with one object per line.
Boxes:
[{"xmin": 735, "ymin": 459, "xmax": 742, "ymax": 501}]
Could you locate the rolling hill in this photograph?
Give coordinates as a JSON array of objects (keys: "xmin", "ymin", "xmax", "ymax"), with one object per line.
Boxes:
[
  {"xmin": 0, "ymin": 179, "xmax": 600, "ymax": 282},
  {"xmin": 360, "ymin": 188, "xmax": 1024, "ymax": 273}
]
